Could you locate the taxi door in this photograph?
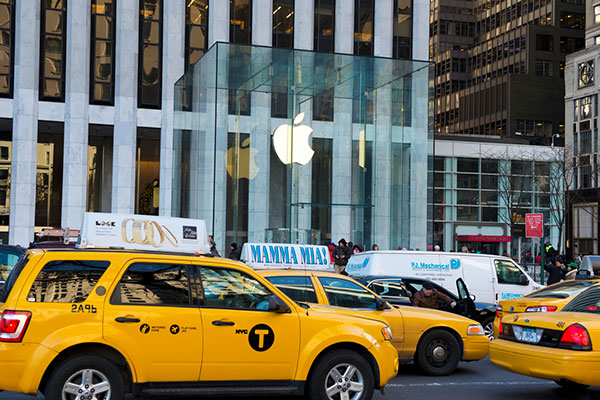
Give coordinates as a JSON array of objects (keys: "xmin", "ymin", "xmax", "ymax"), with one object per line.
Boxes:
[
  {"xmin": 196, "ymin": 264, "xmax": 301, "ymax": 381},
  {"xmin": 103, "ymin": 259, "xmax": 203, "ymax": 382}
]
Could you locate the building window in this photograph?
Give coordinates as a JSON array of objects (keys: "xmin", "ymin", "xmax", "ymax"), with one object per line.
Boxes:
[
  {"xmin": 90, "ymin": 0, "xmax": 116, "ymax": 105},
  {"xmin": 40, "ymin": 0, "xmax": 67, "ymax": 101},
  {"xmin": 535, "ymin": 34, "xmax": 553, "ymax": 52},
  {"xmin": 354, "ymin": 0, "xmax": 374, "ymax": 56},
  {"xmin": 560, "ymin": 36, "xmax": 584, "ymax": 53},
  {"xmin": 273, "ymin": 0, "xmax": 293, "ymax": 48},
  {"xmin": 138, "ymin": 0, "xmax": 162, "ymax": 109},
  {"xmin": 393, "ymin": 0, "xmax": 411, "ymax": 59},
  {"xmin": 230, "ymin": 0, "xmax": 251, "ymax": 44},
  {"xmin": 578, "ymin": 61, "xmax": 594, "ymax": 88},
  {"xmin": 560, "ymin": 12, "xmax": 585, "ymax": 30},
  {"xmin": 535, "ymin": 59, "xmax": 553, "ymax": 77},
  {"xmin": 185, "ymin": 0, "xmax": 208, "ymax": 70},
  {"xmin": 0, "ymin": 0, "xmax": 14, "ymax": 98},
  {"xmin": 314, "ymin": 0, "xmax": 334, "ymax": 53},
  {"xmin": 596, "ymin": 36, "xmax": 600, "ymax": 46},
  {"xmin": 595, "ymin": 5, "xmax": 600, "ymax": 24}
]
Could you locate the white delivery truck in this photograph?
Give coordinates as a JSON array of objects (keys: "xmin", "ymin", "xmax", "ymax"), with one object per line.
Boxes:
[{"xmin": 345, "ymin": 250, "xmax": 542, "ymax": 304}]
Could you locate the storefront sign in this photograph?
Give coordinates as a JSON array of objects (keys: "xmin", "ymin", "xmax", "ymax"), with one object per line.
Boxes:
[
  {"xmin": 241, "ymin": 243, "xmax": 332, "ymax": 270},
  {"xmin": 78, "ymin": 212, "xmax": 209, "ymax": 253},
  {"xmin": 525, "ymin": 213, "xmax": 543, "ymax": 238},
  {"xmin": 456, "ymin": 235, "xmax": 511, "ymax": 242}
]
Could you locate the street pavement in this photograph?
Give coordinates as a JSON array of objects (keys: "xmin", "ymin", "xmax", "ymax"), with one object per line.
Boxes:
[{"xmin": 2, "ymin": 356, "xmax": 599, "ymax": 400}]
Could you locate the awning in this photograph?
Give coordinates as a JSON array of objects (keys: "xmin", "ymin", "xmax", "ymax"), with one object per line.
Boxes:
[{"xmin": 456, "ymin": 235, "xmax": 511, "ymax": 243}]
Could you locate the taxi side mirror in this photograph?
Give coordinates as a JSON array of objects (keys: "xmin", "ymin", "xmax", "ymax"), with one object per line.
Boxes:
[
  {"xmin": 375, "ymin": 296, "xmax": 387, "ymax": 310},
  {"xmin": 268, "ymin": 296, "xmax": 291, "ymax": 313}
]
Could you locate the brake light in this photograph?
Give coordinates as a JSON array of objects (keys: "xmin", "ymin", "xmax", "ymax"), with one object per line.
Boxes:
[
  {"xmin": 495, "ymin": 305, "xmax": 502, "ymax": 318},
  {"xmin": 0, "ymin": 311, "xmax": 32, "ymax": 342},
  {"xmin": 498, "ymin": 318, "xmax": 503, "ymax": 335},
  {"xmin": 525, "ymin": 305, "xmax": 558, "ymax": 312},
  {"xmin": 559, "ymin": 323, "xmax": 591, "ymax": 350}
]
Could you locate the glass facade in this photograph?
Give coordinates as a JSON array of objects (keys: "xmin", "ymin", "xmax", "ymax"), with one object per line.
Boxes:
[
  {"xmin": 40, "ymin": 0, "xmax": 67, "ymax": 101},
  {"xmin": 0, "ymin": 0, "xmax": 14, "ymax": 97},
  {"xmin": 173, "ymin": 43, "xmax": 433, "ymax": 250},
  {"xmin": 138, "ymin": 0, "xmax": 162, "ymax": 109},
  {"xmin": 90, "ymin": 0, "xmax": 116, "ymax": 105}
]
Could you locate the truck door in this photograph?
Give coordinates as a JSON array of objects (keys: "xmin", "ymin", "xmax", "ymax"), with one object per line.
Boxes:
[
  {"xmin": 493, "ymin": 258, "xmax": 534, "ymax": 302},
  {"xmin": 459, "ymin": 256, "xmax": 496, "ymax": 304}
]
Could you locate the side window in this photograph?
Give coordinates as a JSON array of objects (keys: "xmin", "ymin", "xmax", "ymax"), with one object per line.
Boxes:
[
  {"xmin": 368, "ymin": 280, "xmax": 409, "ymax": 298},
  {"xmin": 265, "ymin": 275, "xmax": 318, "ymax": 303},
  {"xmin": 495, "ymin": 260, "xmax": 525, "ymax": 285},
  {"xmin": 563, "ymin": 287, "xmax": 600, "ymax": 314},
  {"xmin": 318, "ymin": 277, "xmax": 378, "ymax": 309},
  {"xmin": 28, "ymin": 260, "xmax": 110, "ymax": 303},
  {"xmin": 200, "ymin": 267, "xmax": 273, "ymax": 311},
  {"xmin": 112, "ymin": 263, "xmax": 193, "ymax": 306}
]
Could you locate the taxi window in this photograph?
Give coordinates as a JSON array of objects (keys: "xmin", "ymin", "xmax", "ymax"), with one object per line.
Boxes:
[
  {"xmin": 525, "ymin": 280, "xmax": 596, "ymax": 299},
  {"xmin": 562, "ymin": 286, "xmax": 600, "ymax": 314},
  {"xmin": 200, "ymin": 267, "xmax": 273, "ymax": 311},
  {"xmin": 265, "ymin": 275, "xmax": 318, "ymax": 303},
  {"xmin": 28, "ymin": 260, "xmax": 110, "ymax": 303},
  {"xmin": 494, "ymin": 260, "xmax": 525, "ymax": 285},
  {"xmin": 368, "ymin": 280, "xmax": 409, "ymax": 298},
  {"xmin": 111, "ymin": 263, "xmax": 193, "ymax": 306},
  {"xmin": 317, "ymin": 277, "xmax": 378, "ymax": 309}
]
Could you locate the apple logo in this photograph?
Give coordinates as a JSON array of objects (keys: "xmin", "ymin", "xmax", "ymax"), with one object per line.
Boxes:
[
  {"xmin": 272, "ymin": 113, "xmax": 315, "ymax": 165},
  {"xmin": 225, "ymin": 137, "xmax": 259, "ymax": 180}
]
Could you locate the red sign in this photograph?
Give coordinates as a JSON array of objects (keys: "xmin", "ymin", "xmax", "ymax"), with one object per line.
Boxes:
[
  {"xmin": 525, "ymin": 213, "xmax": 543, "ymax": 238},
  {"xmin": 456, "ymin": 235, "xmax": 511, "ymax": 243}
]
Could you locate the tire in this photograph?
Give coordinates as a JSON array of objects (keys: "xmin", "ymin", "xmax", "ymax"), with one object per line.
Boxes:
[
  {"xmin": 414, "ymin": 330, "xmax": 460, "ymax": 376},
  {"xmin": 481, "ymin": 317, "xmax": 495, "ymax": 341},
  {"xmin": 45, "ymin": 354, "xmax": 125, "ymax": 400},
  {"xmin": 307, "ymin": 349, "xmax": 374, "ymax": 400},
  {"xmin": 555, "ymin": 379, "xmax": 590, "ymax": 390}
]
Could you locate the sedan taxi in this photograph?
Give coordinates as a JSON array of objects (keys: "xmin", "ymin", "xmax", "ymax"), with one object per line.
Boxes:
[
  {"xmin": 490, "ymin": 284, "xmax": 600, "ymax": 389},
  {"xmin": 494, "ymin": 280, "xmax": 600, "ymax": 337},
  {"xmin": 258, "ymin": 269, "xmax": 489, "ymax": 376}
]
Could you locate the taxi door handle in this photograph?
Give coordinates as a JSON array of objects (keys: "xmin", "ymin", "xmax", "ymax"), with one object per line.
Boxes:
[
  {"xmin": 115, "ymin": 317, "xmax": 141, "ymax": 323},
  {"xmin": 212, "ymin": 320, "xmax": 235, "ymax": 326}
]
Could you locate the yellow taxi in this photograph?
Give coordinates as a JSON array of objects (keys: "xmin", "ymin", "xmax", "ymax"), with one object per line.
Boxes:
[
  {"xmin": 0, "ymin": 249, "xmax": 399, "ymax": 399},
  {"xmin": 493, "ymin": 280, "xmax": 600, "ymax": 337},
  {"xmin": 490, "ymin": 283, "xmax": 600, "ymax": 389},
  {"xmin": 258, "ymin": 269, "xmax": 489, "ymax": 376}
]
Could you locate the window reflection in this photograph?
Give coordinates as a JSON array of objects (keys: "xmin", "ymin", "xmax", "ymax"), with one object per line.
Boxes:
[
  {"xmin": 186, "ymin": 0, "xmax": 208, "ymax": 70},
  {"xmin": 135, "ymin": 128, "xmax": 160, "ymax": 215},
  {"xmin": 354, "ymin": 0, "xmax": 374, "ymax": 56},
  {"xmin": 91, "ymin": 0, "xmax": 115, "ymax": 105},
  {"xmin": 230, "ymin": 0, "xmax": 251, "ymax": 44},
  {"xmin": 273, "ymin": 0, "xmax": 293, "ymax": 49},
  {"xmin": 36, "ymin": 123, "xmax": 63, "ymax": 227},
  {"xmin": 138, "ymin": 0, "xmax": 162, "ymax": 109},
  {"xmin": 393, "ymin": 0, "xmax": 412, "ymax": 59},
  {"xmin": 0, "ymin": 0, "xmax": 14, "ymax": 97},
  {"xmin": 40, "ymin": 0, "xmax": 66, "ymax": 101},
  {"xmin": 314, "ymin": 0, "xmax": 334, "ymax": 53}
]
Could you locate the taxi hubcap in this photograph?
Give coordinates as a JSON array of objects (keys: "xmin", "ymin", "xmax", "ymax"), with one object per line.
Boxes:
[
  {"xmin": 426, "ymin": 338, "xmax": 450, "ymax": 366},
  {"xmin": 432, "ymin": 345, "xmax": 446, "ymax": 361},
  {"xmin": 325, "ymin": 363, "xmax": 364, "ymax": 400},
  {"xmin": 62, "ymin": 369, "xmax": 111, "ymax": 400}
]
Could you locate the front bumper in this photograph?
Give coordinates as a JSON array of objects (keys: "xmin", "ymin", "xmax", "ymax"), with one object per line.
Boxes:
[
  {"xmin": 490, "ymin": 338, "xmax": 600, "ymax": 386},
  {"xmin": 372, "ymin": 340, "xmax": 399, "ymax": 388},
  {"xmin": 462, "ymin": 335, "xmax": 490, "ymax": 361}
]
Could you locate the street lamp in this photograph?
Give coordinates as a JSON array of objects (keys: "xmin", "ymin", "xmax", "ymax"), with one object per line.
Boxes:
[{"xmin": 551, "ymin": 133, "xmax": 560, "ymax": 147}]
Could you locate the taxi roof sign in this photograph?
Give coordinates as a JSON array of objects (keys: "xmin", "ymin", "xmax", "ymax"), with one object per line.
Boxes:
[
  {"xmin": 241, "ymin": 243, "xmax": 333, "ymax": 271},
  {"xmin": 78, "ymin": 212, "xmax": 209, "ymax": 254}
]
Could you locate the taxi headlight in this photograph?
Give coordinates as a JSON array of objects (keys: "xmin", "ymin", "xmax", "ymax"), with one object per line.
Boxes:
[
  {"xmin": 381, "ymin": 326, "xmax": 393, "ymax": 341},
  {"xmin": 467, "ymin": 324, "xmax": 485, "ymax": 336}
]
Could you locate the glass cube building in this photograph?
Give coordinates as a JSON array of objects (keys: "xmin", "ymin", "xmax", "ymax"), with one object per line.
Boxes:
[{"xmin": 172, "ymin": 42, "xmax": 433, "ymax": 251}]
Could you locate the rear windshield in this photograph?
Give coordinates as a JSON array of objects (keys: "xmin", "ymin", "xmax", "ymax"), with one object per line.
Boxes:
[
  {"xmin": 0, "ymin": 254, "xmax": 30, "ymax": 303},
  {"xmin": 562, "ymin": 286, "xmax": 600, "ymax": 314},
  {"xmin": 525, "ymin": 280, "xmax": 596, "ymax": 299}
]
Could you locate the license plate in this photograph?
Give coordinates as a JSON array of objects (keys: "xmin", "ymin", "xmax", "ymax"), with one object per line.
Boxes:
[{"xmin": 521, "ymin": 327, "xmax": 539, "ymax": 344}]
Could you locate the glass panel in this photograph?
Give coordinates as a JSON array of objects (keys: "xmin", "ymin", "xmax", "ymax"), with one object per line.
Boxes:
[
  {"xmin": 457, "ymin": 174, "xmax": 478, "ymax": 189},
  {"xmin": 135, "ymin": 128, "xmax": 160, "ymax": 215},
  {"xmin": 139, "ymin": 1, "xmax": 162, "ymax": 108},
  {"xmin": 225, "ymin": 132, "xmax": 250, "ymax": 247},
  {"xmin": 318, "ymin": 276, "xmax": 378, "ymax": 309},
  {"xmin": 481, "ymin": 207, "xmax": 497, "ymax": 221},
  {"xmin": 481, "ymin": 174, "xmax": 497, "ymax": 189},
  {"xmin": 201, "ymin": 267, "xmax": 273, "ymax": 310},
  {"xmin": 456, "ymin": 190, "xmax": 478, "ymax": 204},
  {"xmin": 115, "ymin": 263, "xmax": 191, "ymax": 306},
  {"xmin": 311, "ymin": 138, "xmax": 332, "ymax": 244},
  {"xmin": 36, "ymin": 126, "xmax": 63, "ymax": 227},
  {"xmin": 230, "ymin": 0, "xmax": 252, "ymax": 44},
  {"xmin": 494, "ymin": 260, "xmax": 525, "ymax": 285},
  {"xmin": 456, "ymin": 206, "xmax": 478, "ymax": 221},
  {"xmin": 314, "ymin": 0, "xmax": 335, "ymax": 53},
  {"xmin": 273, "ymin": 0, "xmax": 294, "ymax": 49},
  {"xmin": 266, "ymin": 275, "xmax": 318, "ymax": 303},
  {"xmin": 457, "ymin": 158, "xmax": 478, "ymax": 172}
]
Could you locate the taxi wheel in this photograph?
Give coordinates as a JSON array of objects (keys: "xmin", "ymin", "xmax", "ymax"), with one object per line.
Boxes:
[
  {"xmin": 307, "ymin": 349, "xmax": 374, "ymax": 400},
  {"xmin": 45, "ymin": 354, "xmax": 125, "ymax": 400},
  {"xmin": 555, "ymin": 379, "xmax": 590, "ymax": 390},
  {"xmin": 415, "ymin": 330, "xmax": 460, "ymax": 376}
]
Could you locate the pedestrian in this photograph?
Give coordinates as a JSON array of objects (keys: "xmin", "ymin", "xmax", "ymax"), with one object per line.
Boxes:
[
  {"xmin": 545, "ymin": 255, "xmax": 567, "ymax": 285},
  {"xmin": 434, "ymin": 245, "xmax": 441, "ymax": 251},
  {"xmin": 208, "ymin": 235, "xmax": 219, "ymax": 257},
  {"xmin": 411, "ymin": 282, "xmax": 457, "ymax": 310},
  {"xmin": 229, "ymin": 242, "xmax": 242, "ymax": 261},
  {"xmin": 372, "ymin": 244, "xmax": 379, "ymax": 251},
  {"xmin": 333, "ymin": 238, "xmax": 351, "ymax": 274},
  {"xmin": 461, "ymin": 246, "xmax": 469, "ymax": 253},
  {"xmin": 352, "ymin": 243, "xmax": 364, "ymax": 254}
]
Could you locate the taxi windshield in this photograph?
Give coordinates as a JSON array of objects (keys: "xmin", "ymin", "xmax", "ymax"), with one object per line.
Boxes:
[{"xmin": 524, "ymin": 281, "xmax": 596, "ymax": 299}]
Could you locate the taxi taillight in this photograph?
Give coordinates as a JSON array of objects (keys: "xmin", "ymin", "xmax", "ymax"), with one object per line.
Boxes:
[
  {"xmin": 498, "ymin": 318, "xmax": 503, "ymax": 335},
  {"xmin": 495, "ymin": 305, "xmax": 502, "ymax": 318},
  {"xmin": 0, "ymin": 311, "xmax": 31, "ymax": 342},
  {"xmin": 525, "ymin": 305, "xmax": 557, "ymax": 312},
  {"xmin": 558, "ymin": 323, "xmax": 591, "ymax": 351}
]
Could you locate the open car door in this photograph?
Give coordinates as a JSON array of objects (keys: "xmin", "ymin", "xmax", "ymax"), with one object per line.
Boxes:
[{"xmin": 456, "ymin": 277, "xmax": 477, "ymax": 319}]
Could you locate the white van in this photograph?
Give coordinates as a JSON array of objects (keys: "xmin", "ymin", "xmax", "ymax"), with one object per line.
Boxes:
[{"xmin": 345, "ymin": 251, "xmax": 542, "ymax": 304}]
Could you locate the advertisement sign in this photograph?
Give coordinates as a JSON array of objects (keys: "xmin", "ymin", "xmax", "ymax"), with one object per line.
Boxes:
[
  {"xmin": 525, "ymin": 213, "xmax": 544, "ymax": 238},
  {"xmin": 241, "ymin": 243, "xmax": 333, "ymax": 271},
  {"xmin": 78, "ymin": 213, "xmax": 209, "ymax": 253}
]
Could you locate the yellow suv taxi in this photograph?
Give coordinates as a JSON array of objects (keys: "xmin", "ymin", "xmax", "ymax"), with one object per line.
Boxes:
[{"xmin": 0, "ymin": 249, "xmax": 398, "ymax": 399}]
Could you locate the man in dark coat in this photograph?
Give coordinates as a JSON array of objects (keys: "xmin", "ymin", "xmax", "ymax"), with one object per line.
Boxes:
[
  {"xmin": 412, "ymin": 282, "xmax": 457, "ymax": 310},
  {"xmin": 332, "ymin": 238, "xmax": 351, "ymax": 274},
  {"xmin": 229, "ymin": 242, "xmax": 242, "ymax": 261}
]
